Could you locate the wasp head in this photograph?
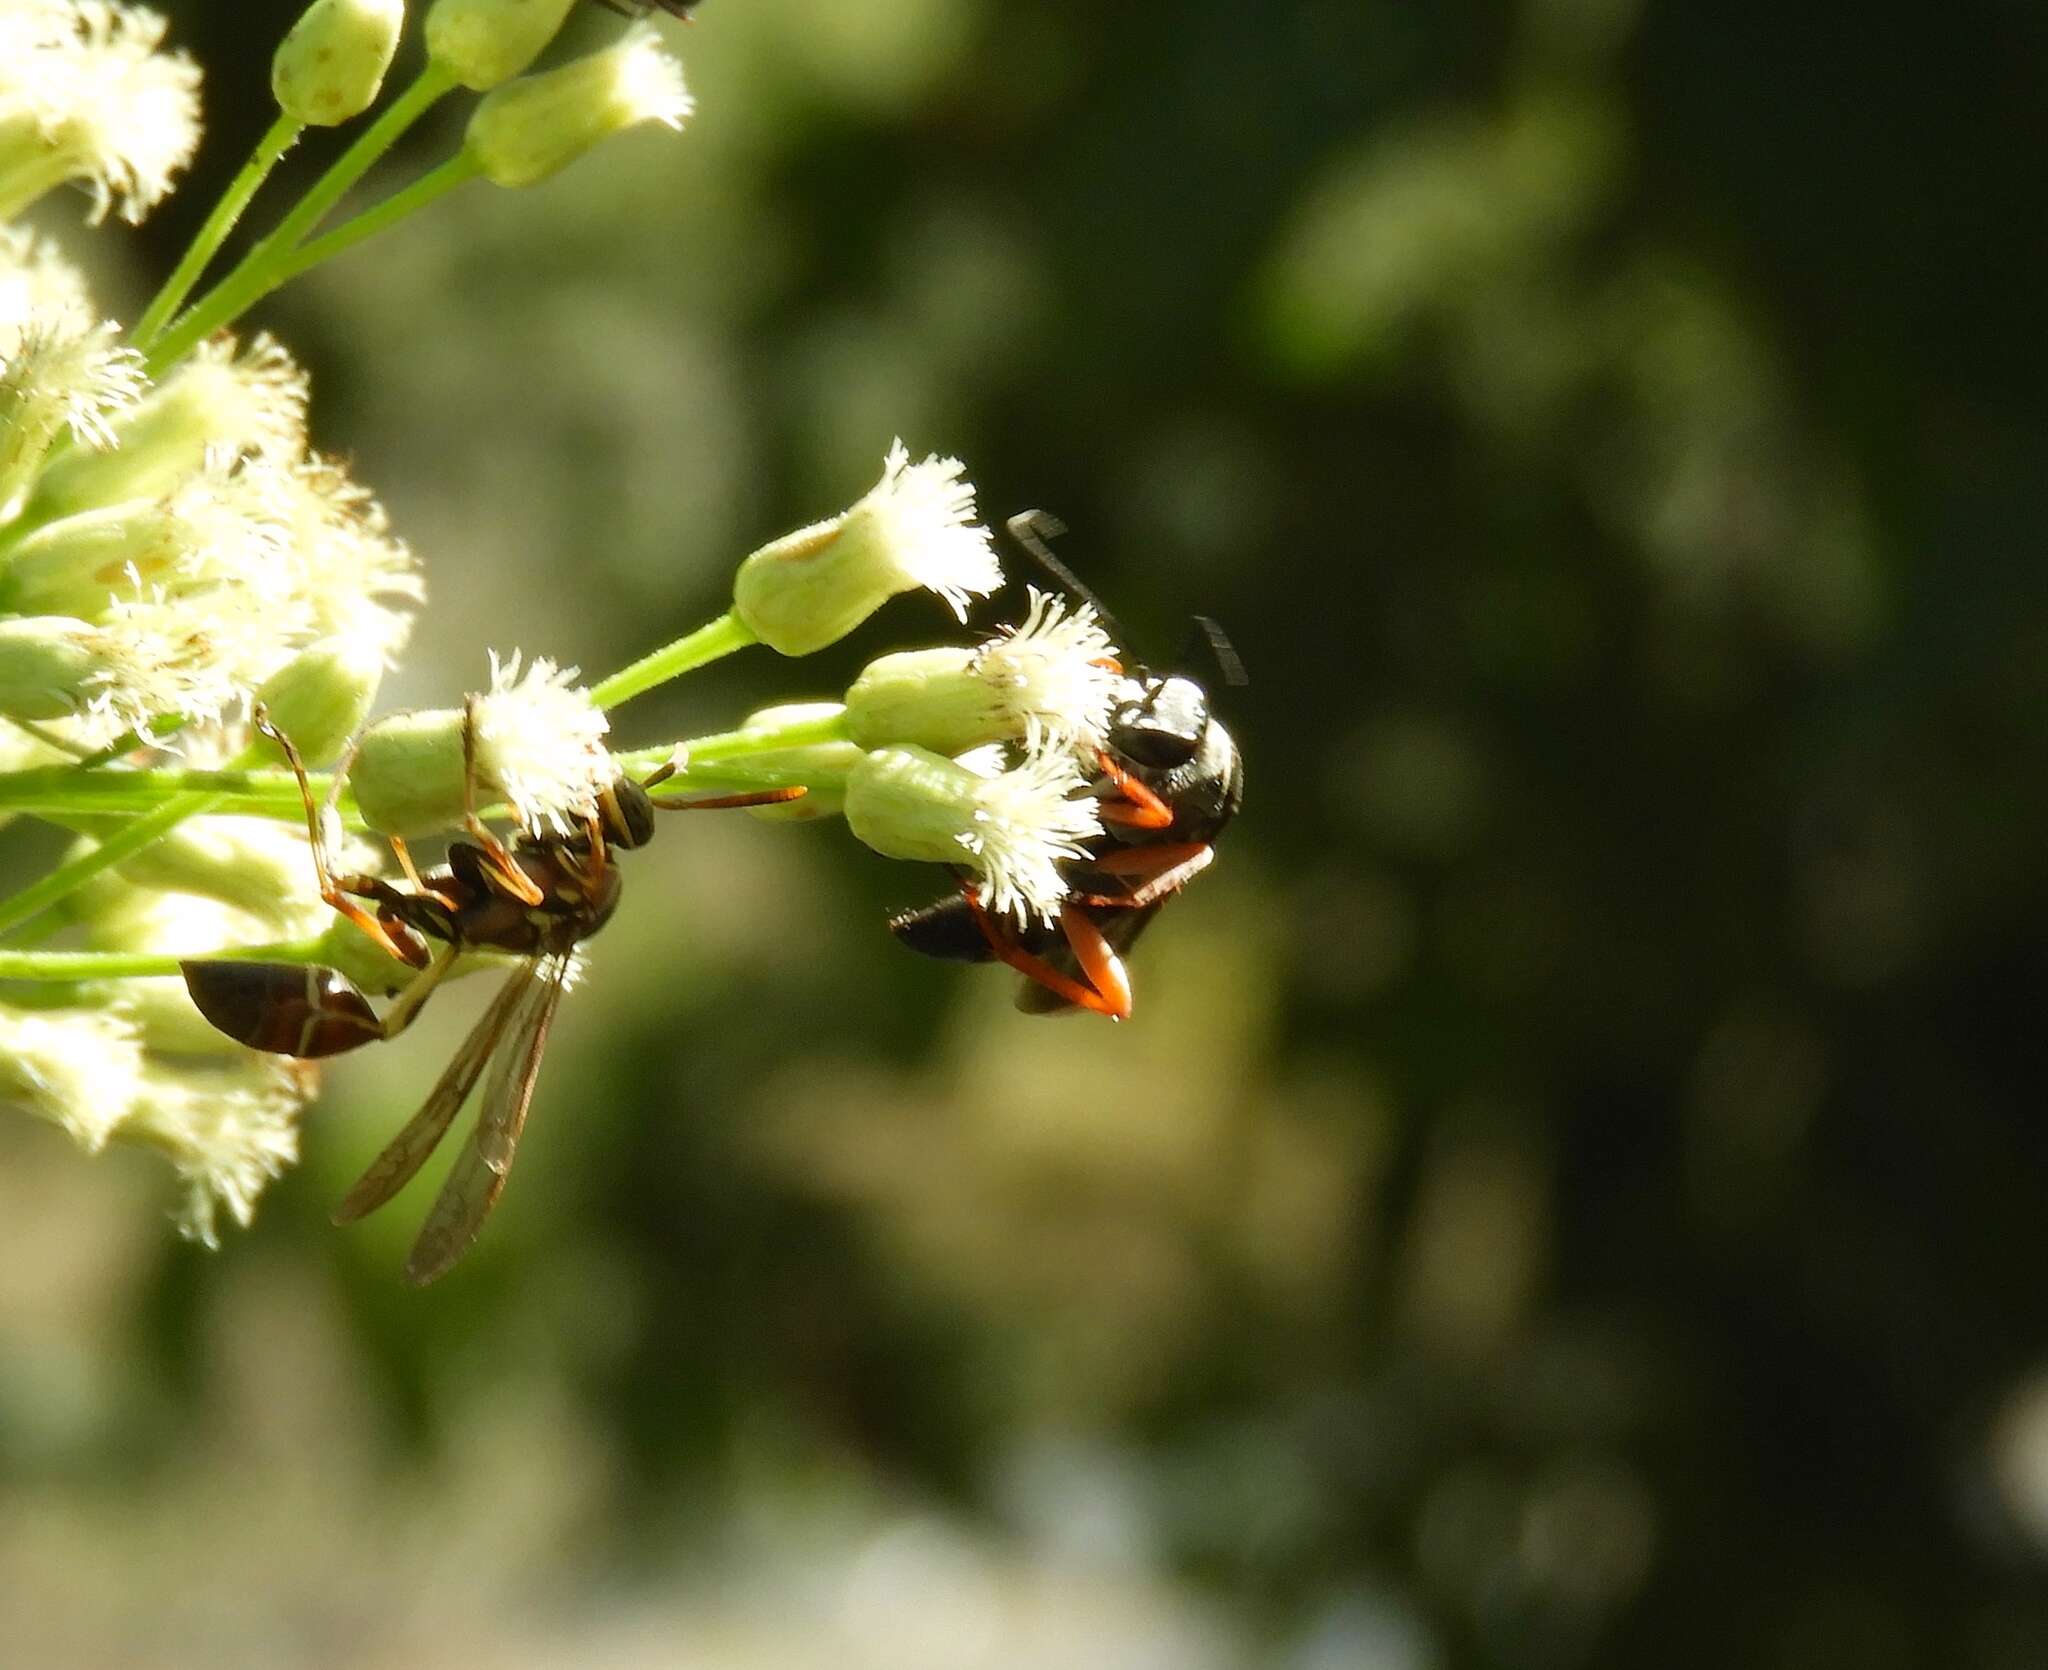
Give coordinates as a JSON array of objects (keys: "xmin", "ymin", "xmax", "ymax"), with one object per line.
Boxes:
[{"xmin": 1108, "ymin": 674, "xmax": 1211, "ymax": 770}]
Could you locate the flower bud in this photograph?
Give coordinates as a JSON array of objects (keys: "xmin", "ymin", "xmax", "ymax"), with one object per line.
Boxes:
[
  {"xmin": 28, "ymin": 336, "xmax": 308, "ymax": 523},
  {"xmin": 843, "ymin": 744, "xmax": 1101, "ymax": 924},
  {"xmin": 273, "ymin": 0, "xmax": 406, "ymax": 125},
  {"xmin": 734, "ymin": 703, "xmax": 864, "ymax": 821},
  {"xmin": 348, "ymin": 706, "xmax": 466, "ymax": 838},
  {"xmin": 350, "ymin": 651, "xmax": 612, "ymax": 837},
  {"xmin": 426, "ymin": 0, "xmax": 581, "ymax": 91},
  {"xmin": 252, "ymin": 634, "xmax": 386, "ymax": 767},
  {"xmin": 0, "ymin": 616, "xmax": 102, "ymax": 721},
  {"xmin": 464, "ymin": 22, "xmax": 691, "ymax": 188},
  {"xmin": 733, "ymin": 443, "xmax": 1001, "ymax": 656},
  {"xmin": 110, "ymin": 816, "xmax": 332, "ymax": 931}
]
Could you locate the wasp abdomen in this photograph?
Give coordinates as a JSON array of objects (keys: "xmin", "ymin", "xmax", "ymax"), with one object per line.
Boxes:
[{"xmin": 180, "ymin": 961, "xmax": 384, "ymax": 1059}]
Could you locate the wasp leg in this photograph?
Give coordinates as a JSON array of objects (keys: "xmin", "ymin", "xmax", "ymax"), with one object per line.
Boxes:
[
  {"xmin": 459, "ymin": 692, "xmax": 545, "ymax": 905},
  {"xmin": 1095, "ymin": 749, "xmax": 1174, "ymax": 831},
  {"xmin": 960, "ymin": 885, "xmax": 1126, "ymax": 1019},
  {"xmin": 373, "ymin": 941, "xmax": 460, "ymax": 1038},
  {"xmin": 648, "ymin": 787, "xmax": 809, "ymax": 812},
  {"xmin": 1057, "ymin": 905, "xmax": 1133, "ymax": 1021},
  {"xmin": 255, "ymin": 708, "xmax": 433, "ymax": 968},
  {"xmin": 1069, "ymin": 842, "xmax": 1214, "ymax": 910}
]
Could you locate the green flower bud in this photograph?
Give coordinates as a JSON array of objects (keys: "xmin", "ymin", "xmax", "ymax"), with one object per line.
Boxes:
[
  {"xmin": 28, "ymin": 336, "xmax": 308, "ymax": 523},
  {"xmin": 350, "ymin": 651, "xmax": 613, "ymax": 837},
  {"xmin": 735, "ymin": 703, "xmax": 864, "ymax": 821},
  {"xmin": 464, "ymin": 22, "xmax": 691, "ymax": 188},
  {"xmin": 111, "ymin": 817, "xmax": 327, "ymax": 930},
  {"xmin": 843, "ymin": 744, "xmax": 1102, "ymax": 924},
  {"xmin": 0, "ymin": 616, "xmax": 101, "ymax": 721},
  {"xmin": 843, "ymin": 648, "xmax": 994, "ymax": 755},
  {"xmin": 273, "ymin": 0, "xmax": 406, "ymax": 125},
  {"xmin": 252, "ymin": 635, "xmax": 386, "ymax": 767},
  {"xmin": 349, "ymin": 706, "xmax": 467, "ymax": 838},
  {"xmin": 426, "ymin": 0, "xmax": 580, "ymax": 91},
  {"xmin": 733, "ymin": 443, "xmax": 1000, "ymax": 657}
]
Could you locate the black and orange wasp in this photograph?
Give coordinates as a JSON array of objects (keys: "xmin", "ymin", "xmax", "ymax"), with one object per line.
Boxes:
[{"xmin": 887, "ymin": 511, "xmax": 1244, "ymax": 1020}]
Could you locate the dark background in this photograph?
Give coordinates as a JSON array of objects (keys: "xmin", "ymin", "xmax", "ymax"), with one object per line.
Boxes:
[{"xmin": 4, "ymin": 1, "xmax": 2047, "ymax": 1664}]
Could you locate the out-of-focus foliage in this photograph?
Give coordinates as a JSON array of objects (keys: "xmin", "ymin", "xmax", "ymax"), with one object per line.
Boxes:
[{"xmin": 4, "ymin": 0, "xmax": 2048, "ymax": 1665}]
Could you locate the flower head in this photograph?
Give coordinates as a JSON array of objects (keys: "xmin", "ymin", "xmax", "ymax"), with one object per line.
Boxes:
[
  {"xmin": 426, "ymin": 0, "xmax": 578, "ymax": 91},
  {"xmin": 126, "ymin": 1057, "xmax": 306, "ymax": 1247},
  {"xmin": 350, "ymin": 651, "xmax": 614, "ymax": 838},
  {"xmin": 0, "ymin": 314, "xmax": 146, "ymax": 519},
  {"xmin": 0, "ymin": 1001, "xmax": 149, "ymax": 1153},
  {"xmin": 733, "ymin": 442, "xmax": 1001, "ymax": 656},
  {"xmin": 844, "ymin": 743, "xmax": 1102, "ymax": 925},
  {"xmin": 844, "ymin": 585, "xmax": 1120, "ymax": 756},
  {"xmin": 0, "ymin": 1, "xmax": 202, "ymax": 225},
  {"xmin": 466, "ymin": 21, "xmax": 691, "ymax": 188}
]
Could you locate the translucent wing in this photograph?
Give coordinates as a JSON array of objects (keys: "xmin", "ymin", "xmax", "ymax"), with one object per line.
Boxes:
[
  {"xmin": 332, "ymin": 960, "xmax": 539, "ymax": 1225},
  {"xmin": 402, "ymin": 954, "xmax": 569, "ymax": 1286}
]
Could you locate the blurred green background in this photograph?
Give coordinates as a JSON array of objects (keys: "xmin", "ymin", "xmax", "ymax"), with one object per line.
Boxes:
[{"xmin": 5, "ymin": 0, "xmax": 2048, "ymax": 1663}]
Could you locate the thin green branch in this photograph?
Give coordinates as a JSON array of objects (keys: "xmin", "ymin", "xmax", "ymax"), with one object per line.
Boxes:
[
  {"xmin": 280, "ymin": 153, "xmax": 481, "ymax": 281},
  {"xmin": 131, "ymin": 112, "xmax": 304, "ymax": 350},
  {"xmin": 0, "ymin": 936, "xmax": 331, "ymax": 983},
  {"xmin": 146, "ymin": 65, "xmax": 457, "ymax": 376},
  {"xmin": 592, "ymin": 610, "xmax": 760, "ymax": 710}
]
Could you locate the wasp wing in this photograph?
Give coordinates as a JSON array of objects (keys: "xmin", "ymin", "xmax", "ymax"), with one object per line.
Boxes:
[
  {"xmin": 402, "ymin": 953, "xmax": 569, "ymax": 1286},
  {"xmin": 332, "ymin": 959, "xmax": 539, "ymax": 1225}
]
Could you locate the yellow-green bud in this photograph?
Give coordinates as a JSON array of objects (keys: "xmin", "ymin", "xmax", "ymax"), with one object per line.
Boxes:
[
  {"xmin": 464, "ymin": 22, "xmax": 692, "ymax": 188},
  {"xmin": 843, "ymin": 744, "xmax": 1102, "ymax": 924},
  {"xmin": 426, "ymin": 0, "xmax": 580, "ymax": 91},
  {"xmin": 349, "ymin": 706, "xmax": 468, "ymax": 838},
  {"xmin": 0, "ymin": 616, "xmax": 101, "ymax": 721},
  {"xmin": 844, "ymin": 648, "xmax": 1010, "ymax": 756},
  {"xmin": 252, "ymin": 635, "xmax": 386, "ymax": 767},
  {"xmin": 111, "ymin": 817, "xmax": 325, "ymax": 929},
  {"xmin": 732, "ymin": 444, "xmax": 1001, "ymax": 657},
  {"xmin": 273, "ymin": 0, "xmax": 406, "ymax": 125},
  {"xmin": 735, "ymin": 703, "xmax": 864, "ymax": 822}
]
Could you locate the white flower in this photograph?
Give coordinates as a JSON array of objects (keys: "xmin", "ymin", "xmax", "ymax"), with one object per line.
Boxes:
[
  {"xmin": 843, "ymin": 585, "xmax": 1121, "ymax": 756},
  {"xmin": 472, "ymin": 649, "xmax": 614, "ymax": 834},
  {"xmin": 844, "ymin": 743, "xmax": 1102, "ymax": 925},
  {"xmin": 0, "ymin": 1002, "xmax": 148, "ymax": 1153},
  {"xmin": 466, "ymin": 21, "xmax": 692, "ymax": 188},
  {"xmin": 0, "ymin": 313, "xmax": 146, "ymax": 519},
  {"xmin": 28, "ymin": 331, "xmax": 311, "ymax": 519},
  {"xmin": 126, "ymin": 1057, "xmax": 306, "ymax": 1248},
  {"xmin": 733, "ymin": 441, "xmax": 1001, "ymax": 656},
  {"xmin": 0, "ymin": 1, "xmax": 203, "ymax": 225},
  {"xmin": 0, "ymin": 224, "xmax": 96, "ymax": 353}
]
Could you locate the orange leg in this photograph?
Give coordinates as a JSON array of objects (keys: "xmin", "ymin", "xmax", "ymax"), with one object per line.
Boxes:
[
  {"xmin": 960, "ymin": 886, "xmax": 1126, "ymax": 1019},
  {"xmin": 1059, "ymin": 904, "xmax": 1133, "ymax": 1021},
  {"xmin": 458, "ymin": 694, "xmax": 544, "ymax": 905},
  {"xmin": 257, "ymin": 706, "xmax": 432, "ymax": 968},
  {"xmin": 1070, "ymin": 842, "xmax": 1213, "ymax": 909},
  {"xmin": 649, "ymin": 787, "xmax": 809, "ymax": 812},
  {"xmin": 1095, "ymin": 750, "xmax": 1174, "ymax": 831}
]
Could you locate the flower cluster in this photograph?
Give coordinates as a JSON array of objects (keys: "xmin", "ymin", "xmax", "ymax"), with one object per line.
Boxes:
[{"xmin": 0, "ymin": 0, "xmax": 1130, "ymax": 1258}]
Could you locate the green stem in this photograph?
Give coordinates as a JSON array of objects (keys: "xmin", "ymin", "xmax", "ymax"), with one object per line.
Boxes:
[
  {"xmin": 131, "ymin": 113, "xmax": 304, "ymax": 351},
  {"xmin": 0, "ymin": 763, "xmax": 346, "ymax": 821},
  {"xmin": 0, "ymin": 792, "xmax": 226, "ymax": 939},
  {"xmin": 592, "ymin": 611, "xmax": 760, "ymax": 710},
  {"xmin": 0, "ymin": 937, "xmax": 331, "ymax": 983},
  {"xmin": 670, "ymin": 710, "xmax": 852, "ymax": 763},
  {"xmin": 280, "ymin": 153, "xmax": 481, "ymax": 280},
  {"xmin": 146, "ymin": 65, "xmax": 457, "ymax": 376}
]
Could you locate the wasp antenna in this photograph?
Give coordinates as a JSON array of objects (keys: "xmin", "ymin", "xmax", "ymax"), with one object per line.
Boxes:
[
  {"xmin": 1184, "ymin": 615, "xmax": 1248, "ymax": 688},
  {"xmin": 1004, "ymin": 510, "xmax": 1133, "ymax": 651}
]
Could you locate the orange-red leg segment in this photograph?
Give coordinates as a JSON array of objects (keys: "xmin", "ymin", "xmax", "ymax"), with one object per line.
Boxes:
[{"xmin": 961, "ymin": 886, "xmax": 1125, "ymax": 1018}]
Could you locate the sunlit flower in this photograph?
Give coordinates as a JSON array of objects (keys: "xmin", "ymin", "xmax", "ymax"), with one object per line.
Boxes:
[
  {"xmin": 733, "ymin": 441, "xmax": 1001, "ymax": 655},
  {"xmin": 125, "ymin": 1056, "xmax": 306, "ymax": 1247},
  {"xmin": 844, "ymin": 743, "xmax": 1101, "ymax": 924},
  {"xmin": 0, "ymin": 0, "xmax": 203, "ymax": 225},
  {"xmin": 466, "ymin": 21, "xmax": 691, "ymax": 188},
  {"xmin": 0, "ymin": 313, "xmax": 146, "ymax": 519},
  {"xmin": 0, "ymin": 1001, "xmax": 148, "ymax": 1153},
  {"xmin": 844, "ymin": 586, "xmax": 1120, "ymax": 756}
]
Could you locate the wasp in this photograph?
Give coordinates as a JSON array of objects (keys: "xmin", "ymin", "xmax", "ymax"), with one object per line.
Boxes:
[
  {"xmin": 591, "ymin": 1, "xmax": 702, "ymax": 17},
  {"xmin": 887, "ymin": 511, "xmax": 1244, "ymax": 1020},
  {"xmin": 182, "ymin": 704, "xmax": 798, "ymax": 1284}
]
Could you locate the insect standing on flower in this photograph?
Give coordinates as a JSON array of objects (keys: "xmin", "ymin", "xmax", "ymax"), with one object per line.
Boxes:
[
  {"xmin": 888, "ymin": 512, "xmax": 1244, "ymax": 1020},
  {"xmin": 181, "ymin": 707, "xmax": 799, "ymax": 1284}
]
